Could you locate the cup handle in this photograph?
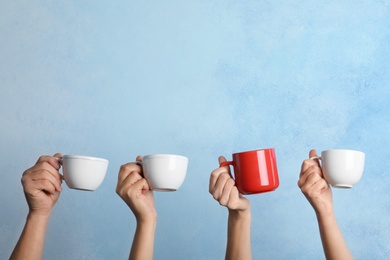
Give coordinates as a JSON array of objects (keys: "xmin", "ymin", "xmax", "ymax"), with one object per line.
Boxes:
[
  {"xmin": 54, "ymin": 157, "xmax": 65, "ymax": 180},
  {"xmin": 219, "ymin": 161, "xmax": 234, "ymax": 179},
  {"xmin": 310, "ymin": 156, "xmax": 322, "ymax": 166}
]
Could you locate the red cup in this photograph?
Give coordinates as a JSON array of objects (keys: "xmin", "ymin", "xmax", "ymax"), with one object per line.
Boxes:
[{"xmin": 220, "ymin": 148, "xmax": 279, "ymax": 195}]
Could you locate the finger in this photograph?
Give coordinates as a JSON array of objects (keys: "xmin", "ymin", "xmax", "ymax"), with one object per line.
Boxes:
[
  {"xmin": 52, "ymin": 153, "xmax": 63, "ymax": 169},
  {"xmin": 135, "ymin": 156, "xmax": 145, "ymax": 177},
  {"xmin": 117, "ymin": 174, "xmax": 149, "ymax": 198},
  {"xmin": 27, "ymin": 169, "xmax": 62, "ymax": 192},
  {"xmin": 39, "ymin": 179, "xmax": 58, "ymax": 195},
  {"xmin": 118, "ymin": 162, "xmax": 142, "ymax": 184},
  {"xmin": 132, "ymin": 177, "xmax": 151, "ymax": 192},
  {"xmin": 299, "ymin": 169, "xmax": 323, "ymax": 192},
  {"xmin": 123, "ymin": 171, "xmax": 144, "ymax": 187},
  {"xmin": 298, "ymin": 165, "xmax": 321, "ymax": 188},
  {"xmin": 24, "ymin": 164, "xmax": 62, "ymax": 192},
  {"xmin": 227, "ymin": 186, "xmax": 241, "ymax": 210},
  {"xmin": 209, "ymin": 156, "xmax": 230, "ymax": 192},
  {"xmin": 302, "ymin": 177, "xmax": 329, "ymax": 199},
  {"xmin": 300, "ymin": 149, "xmax": 320, "ymax": 174},
  {"xmin": 31, "ymin": 162, "xmax": 62, "ymax": 180},
  {"xmin": 300, "ymin": 158, "xmax": 318, "ymax": 175},
  {"xmin": 309, "ymin": 149, "xmax": 321, "ymax": 166},
  {"xmin": 219, "ymin": 178, "xmax": 235, "ymax": 206},
  {"xmin": 303, "ymin": 148, "xmax": 325, "ymax": 179},
  {"xmin": 116, "ymin": 170, "xmax": 144, "ymax": 194},
  {"xmin": 313, "ymin": 177, "xmax": 329, "ymax": 192},
  {"xmin": 211, "ymin": 172, "xmax": 231, "ymax": 201},
  {"xmin": 218, "ymin": 156, "xmax": 227, "ymax": 165},
  {"xmin": 218, "ymin": 156, "xmax": 230, "ymax": 173},
  {"xmin": 36, "ymin": 155, "xmax": 61, "ymax": 170},
  {"xmin": 309, "ymin": 149, "xmax": 317, "ymax": 159},
  {"xmin": 24, "ymin": 177, "xmax": 58, "ymax": 196},
  {"xmin": 209, "ymin": 167, "xmax": 229, "ymax": 194}
]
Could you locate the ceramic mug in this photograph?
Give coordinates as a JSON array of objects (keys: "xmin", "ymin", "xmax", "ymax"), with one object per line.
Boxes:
[
  {"xmin": 220, "ymin": 148, "xmax": 279, "ymax": 195},
  {"xmin": 57, "ymin": 155, "xmax": 109, "ymax": 191},
  {"xmin": 311, "ymin": 149, "xmax": 365, "ymax": 188},
  {"xmin": 139, "ymin": 154, "xmax": 188, "ymax": 191}
]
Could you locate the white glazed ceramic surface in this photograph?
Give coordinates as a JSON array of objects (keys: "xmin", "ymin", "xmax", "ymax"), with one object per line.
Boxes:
[
  {"xmin": 321, "ymin": 150, "xmax": 365, "ymax": 188},
  {"xmin": 142, "ymin": 154, "xmax": 188, "ymax": 191},
  {"xmin": 61, "ymin": 155, "xmax": 109, "ymax": 191}
]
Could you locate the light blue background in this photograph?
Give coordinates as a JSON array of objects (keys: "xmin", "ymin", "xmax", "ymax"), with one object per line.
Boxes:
[{"xmin": 1, "ymin": 1, "xmax": 389, "ymax": 259}]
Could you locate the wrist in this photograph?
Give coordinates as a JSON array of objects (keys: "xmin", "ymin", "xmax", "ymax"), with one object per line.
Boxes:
[
  {"xmin": 314, "ymin": 204, "xmax": 335, "ymax": 221},
  {"xmin": 136, "ymin": 215, "xmax": 157, "ymax": 228},
  {"xmin": 24, "ymin": 211, "xmax": 51, "ymax": 235},
  {"xmin": 228, "ymin": 207, "xmax": 251, "ymax": 221},
  {"xmin": 316, "ymin": 209, "xmax": 337, "ymax": 227},
  {"xmin": 27, "ymin": 211, "xmax": 51, "ymax": 223},
  {"xmin": 135, "ymin": 217, "xmax": 157, "ymax": 240}
]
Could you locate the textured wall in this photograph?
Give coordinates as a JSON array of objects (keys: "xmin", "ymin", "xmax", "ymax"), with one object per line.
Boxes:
[{"xmin": 1, "ymin": 1, "xmax": 389, "ymax": 259}]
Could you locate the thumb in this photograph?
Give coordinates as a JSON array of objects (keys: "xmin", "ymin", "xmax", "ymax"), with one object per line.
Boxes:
[
  {"xmin": 51, "ymin": 153, "xmax": 63, "ymax": 170},
  {"xmin": 309, "ymin": 149, "xmax": 321, "ymax": 166},
  {"xmin": 218, "ymin": 156, "xmax": 232, "ymax": 175},
  {"xmin": 309, "ymin": 149, "xmax": 325, "ymax": 177},
  {"xmin": 218, "ymin": 156, "xmax": 227, "ymax": 165},
  {"xmin": 53, "ymin": 153, "xmax": 63, "ymax": 158},
  {"xmin": 309, "ymin": 149, "xmax": 318, "ymax": 158}
]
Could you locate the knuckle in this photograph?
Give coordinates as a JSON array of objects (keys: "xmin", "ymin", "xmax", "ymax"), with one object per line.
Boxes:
[
  {"xmin": 302, "ymin": 160, "xmax": 312, "ymax": 169},
  {"xmin": 219, "ymin": 201, "xmax": 227, "ymax": 207},
  {"xmin": 210, "ymin": 170, "xmax": 219, "ymax": 180},
  {"xmin": 119, "ymin": 164, "xmax": 129, "ymax": 172},
  {"xmin": 38, "ymin": 155, "xmax": 47, "ymax": 162},
  {"xmin": 227, "ymin": 200, "xmax": 238, "ymax": 210},
  {"xmin": 227, "ymin": 178, "xmax": 235, "ymax": 186}
]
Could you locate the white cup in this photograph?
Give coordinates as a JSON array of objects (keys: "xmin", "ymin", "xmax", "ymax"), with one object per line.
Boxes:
[
  {"xmin": 311, "ymin": 149, "xmax": 365, "ymax": 188},
  {"xmin": 140, "ymin": 154, "xmax": 188, "ymax": 191},
  {"xmin": 58, "ymin": 155, "xmax": 109, "ymax": 191}
]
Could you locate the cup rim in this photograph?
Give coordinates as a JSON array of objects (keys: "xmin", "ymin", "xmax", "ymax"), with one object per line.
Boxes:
[
  {"xmin": 322, "ymin": 149, "xmax": 365, "ymax": 156},
  {"xmin": 142, "ymin": 154, "xmax": 188, "ymax": 161},
  {"xmin": 232, "ymin": 148, "xmax": 274, "ymax": 156},
  {"xmin": 62, "ymin": 155, "xmax": 109, "ymax": 163}
]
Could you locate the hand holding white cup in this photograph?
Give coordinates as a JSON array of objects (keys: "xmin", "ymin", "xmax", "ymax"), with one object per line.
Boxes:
[
  {"xmin": 137, "ymin": 154, "xmax": 188, "ymax": 192},
  {"xmin": 57, "ymin": 155, "xmax": 109, "ymax": 191},
  {"xmin": 310, "ymin": 149, "xmax": 365, "ymax": 188}
]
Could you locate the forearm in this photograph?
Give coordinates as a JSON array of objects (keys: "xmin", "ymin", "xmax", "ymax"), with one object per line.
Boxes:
[
  {"xmin": 317, "ymin": 212, "xmax": 353, "ymax": 260},
  {"xmin": 226, "ymin": 209, "xmax": 252, "ymax": 260},
  {"xmin": 10, "ymin": 213, "xmax": 50, "ymax": 260},
  {"xmin": 129, "ymin": 218, "xmax": 156, "ymax": 260}
]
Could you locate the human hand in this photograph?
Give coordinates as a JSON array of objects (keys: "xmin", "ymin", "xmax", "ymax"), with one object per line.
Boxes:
[
  {"xmin": 209, "ymin": 156, "xmax": 250, "ymax": 213},
  {"xmin": 21, "ymin": 154, "xmax": 63, "ymax": 217},
  {"xmin": 298, "ymin": 149, "xmax": 333, "ymax": 217},
  {"xmin": 116, "ymin": 156, "xmax": 156, "ymax": 223}
]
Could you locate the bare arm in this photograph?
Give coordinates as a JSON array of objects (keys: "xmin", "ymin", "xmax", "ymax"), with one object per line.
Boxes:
[
  {"xmin": 209, "ymin": 156, "xmax": 252, "ymax": 260},
  {"xmin": 10, "ymin": 154, "xmax": 63, "ymax": 260},
  {"xmin": 226, "ymin": 208, "xmax": 251, "ymax": 260},
  {"xmin": 316, "ymin": 211, "xmax": 353, "ymax": 260},
  {"xmin": 116, "ymin": 157, "xmax": 157, "ymax": 260},
  {"xmin": 10, "ymin": 214, "xmax": 51, "ymax": 260},
  {"xmin": 129, "ymin": 218, "xmax": 156, "ymax": 260},
  {"xmin": 298, "ymin": 150, "xmax": 352, "ymax": 260}
]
